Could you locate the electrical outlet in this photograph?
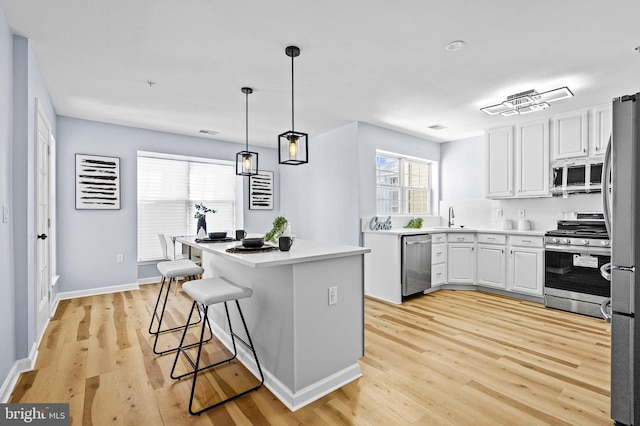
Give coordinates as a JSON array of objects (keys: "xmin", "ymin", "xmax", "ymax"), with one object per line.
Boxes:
[
  {"xmin": 518, "ymin": 209, "xmax": 526, "ymax": 219},
  {"xmin": 328, "ymin": 286, "xmax": 338, "ymax": 305},
  {"xmin": 496, "ymin": 208, "xmax": 503, "ymax": 218},
  {"xmin": 116, "ymin": 254, "xmax": 124, "ymax": 263},
  {"xmin": 2, "ymin": 205, "xmax": 8, "ymax": 223}
]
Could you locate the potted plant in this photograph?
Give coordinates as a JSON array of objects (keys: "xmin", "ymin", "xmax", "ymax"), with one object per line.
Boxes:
[
  {"xmin": 194, "ymin": 203, "xmax": 216, "ymax": 233},
  {"xmin": 265, "ymin": 216, "xmax": 288, "ymax": 243}
]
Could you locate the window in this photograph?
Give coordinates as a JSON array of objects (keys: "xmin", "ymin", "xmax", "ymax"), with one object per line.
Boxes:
[
  {"xmin": 137, "ymin": 153, "xmax": 238, "ymax": 261},
  {"xmin": 376, "ymin": 152, "xmax": 433, "ymax": 215}
]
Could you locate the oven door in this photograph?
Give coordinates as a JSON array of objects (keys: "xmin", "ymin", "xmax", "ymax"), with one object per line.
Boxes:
[{"xmin": 544, "ymin": 245, "xmax": 611, "ymax": 317}]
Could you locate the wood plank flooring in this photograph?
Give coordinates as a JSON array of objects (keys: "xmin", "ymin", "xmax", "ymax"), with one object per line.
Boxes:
[{"xmin": 10, "ymin": 285, "xmax": 613, "ymax": 425}]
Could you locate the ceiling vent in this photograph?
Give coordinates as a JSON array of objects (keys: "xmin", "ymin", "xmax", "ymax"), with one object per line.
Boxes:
[
  {"xmin": 198, "ymin": 129, "xmax": 219, "ymax": 136},
  {"xmin": 428, "ymin": 124, "xmax": 448, "ymax": 131}
]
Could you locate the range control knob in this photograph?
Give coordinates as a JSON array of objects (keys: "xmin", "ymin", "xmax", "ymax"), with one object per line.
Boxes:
[
  {"xmin": 581, "ymin": 239, "xmax": 590, "ymax": 245},
  {"xmin": 601, "ymin": 240, "xmax": 610, "ymax": 247},
  {"xmin": 562, "ymin": 238, "xmax": 571, "ymax": 244}
]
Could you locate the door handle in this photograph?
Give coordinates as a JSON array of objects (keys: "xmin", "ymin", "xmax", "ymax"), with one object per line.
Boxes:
[{"xmin": 37, "ymin": 233, "xmax": 48, "ymax": 240}]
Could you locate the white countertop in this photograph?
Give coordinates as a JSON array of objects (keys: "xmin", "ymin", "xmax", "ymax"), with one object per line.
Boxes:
[
  {"xmin": 361, "ymin": 227, "xmax": 545, "ymax": 237},
  {"xmin": 177, "ymin": 236, "xmax": 370, "ymax": 268}
]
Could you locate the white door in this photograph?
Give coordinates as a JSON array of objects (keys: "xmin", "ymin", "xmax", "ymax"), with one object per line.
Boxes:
[{"xmin": 35, "ymin": 99, "xmax": 52, "ymax": 339}]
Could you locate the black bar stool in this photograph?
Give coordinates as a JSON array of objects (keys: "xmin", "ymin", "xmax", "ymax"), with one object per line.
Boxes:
[
  {"xmin": 149, "ymin": 259, "xmax": 205, "ymax": 355},
  {"xmin": 170, "ymin": 277, "xmax": 264, "ymax": 416}
]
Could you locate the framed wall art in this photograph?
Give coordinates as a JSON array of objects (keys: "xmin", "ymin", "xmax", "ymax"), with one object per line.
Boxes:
[
  {"xmin": 249, "ymin": 170, "xmax": 273, "ymax": 210},
  {"xmin": 75, "ymin": 154, "xmax": 121, "ymax": 210}
]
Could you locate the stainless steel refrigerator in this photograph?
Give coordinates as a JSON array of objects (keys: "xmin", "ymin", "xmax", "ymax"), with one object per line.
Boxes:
[{"xmin": 603, "ymin": 93, "xmax": 640, "ymax": 425}]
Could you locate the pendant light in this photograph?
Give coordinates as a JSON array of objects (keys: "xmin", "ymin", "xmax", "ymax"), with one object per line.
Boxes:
[
  {"xmin": 278, "ymin": 46, "xmax": 308, "ymax": 165},
  {"xmin": 236, "ymin": 87, "xmax": 259, "ymax": 176}
]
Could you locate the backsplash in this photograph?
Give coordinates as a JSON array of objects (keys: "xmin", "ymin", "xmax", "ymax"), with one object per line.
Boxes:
[{"xmin": 439, "ymin": 193, "xmax": 602, "ymax": 231}]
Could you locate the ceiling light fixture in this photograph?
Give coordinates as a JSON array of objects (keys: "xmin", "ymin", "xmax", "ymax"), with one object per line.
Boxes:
[
  {"xmin": 481, "ymin": 87, "xmax": 573, "ymax": 116},
  {"xmin": 236, "ymin": 87, "xmax": 259, "ymax": 176},
  {"xmin": 278, "ymin": 46, "xmax": 308, "ymax": 165}
]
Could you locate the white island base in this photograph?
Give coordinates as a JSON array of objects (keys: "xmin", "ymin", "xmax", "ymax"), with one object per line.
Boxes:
[{"xmin": 178, "ymin": 237, "xmax": 368, "ymax": 411}]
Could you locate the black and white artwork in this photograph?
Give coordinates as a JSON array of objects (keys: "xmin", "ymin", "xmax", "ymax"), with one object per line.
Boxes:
[
  {"xmin": 75, "ymin": 154, "xmax": 121, "ymax": 210},
  {"xmin": 249, "ymin": 170, "xmax": 273, "ymax": 210}
]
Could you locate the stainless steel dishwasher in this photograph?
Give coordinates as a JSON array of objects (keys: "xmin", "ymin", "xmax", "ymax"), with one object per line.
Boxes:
[{"xmin": 401, "ymin": 234, "xmax": 432, "ymax": 296}]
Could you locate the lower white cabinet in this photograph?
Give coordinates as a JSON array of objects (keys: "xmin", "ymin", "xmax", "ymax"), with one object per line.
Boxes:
[
  {"xmin": 447, "ymin": 233, "xmax": 476, "ymax": 284},
  {"xmin": 431, "ymin": 242, "xmax": 447, "ymax": 286},
  {"xmin": 477, "ymin": 244, "xmax": 507, "ymax": 289},
  {"xmin": 506, "ymin": 236, "xmax": 544, "ymax": 296}
]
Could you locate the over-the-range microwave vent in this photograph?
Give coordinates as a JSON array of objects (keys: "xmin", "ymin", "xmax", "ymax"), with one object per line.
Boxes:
[{"xmin": 551, "ymin": 160, "xmax": 603, "ymax": 195}]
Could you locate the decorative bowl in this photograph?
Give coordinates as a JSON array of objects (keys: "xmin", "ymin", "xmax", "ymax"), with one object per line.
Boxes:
[
  {"xmin": 208, "ymin": 232, "xmax": 227, "ymax": 240},
  {"xmin": 241, "ymin": 237, "xmax": 264, "ymax": 248}
]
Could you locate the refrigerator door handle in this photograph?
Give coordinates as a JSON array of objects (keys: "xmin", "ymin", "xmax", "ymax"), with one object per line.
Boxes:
[
  {"xmin": 612, "ymin": 265, "xmax": 636, "ymax": 272},
  {"xmin": 602, "ymin": 135, "xmax": 612, "ymax": 237}
]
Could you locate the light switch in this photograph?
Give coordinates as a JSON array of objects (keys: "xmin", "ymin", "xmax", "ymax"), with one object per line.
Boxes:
[{"xmin": 2, "ymin": 205, "xmax": 8, "ymax": 223}]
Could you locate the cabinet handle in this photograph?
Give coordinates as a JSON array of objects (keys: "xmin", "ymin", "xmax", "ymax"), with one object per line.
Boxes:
[
  {"xmin": 436, "ymin": 272, "xmax": 442, "ymax": 276},
  {"xmin": 488, "ymin": 237, "xmax": 496, "ymax": 240},
  {"xmin": 501, "ymin": 249, "xmax": 504, "ymax": 253},
  {"xmin": 522, "ymin": 239, "xmax": 532, "ymax": 244},
  {"xmin": 583, "ymin": 148, "xmax": 587, "ymax": 153},
  {"xmin": 472, "ymin": 247, "xmax": 475, "ymax": 251},
  {"xmin": 457, "ymin": 237, "xmax": 465, "ymax": 241},
  {"xmin": 510, "ymin": 250, "xmax": 513, "ymax": 254}
]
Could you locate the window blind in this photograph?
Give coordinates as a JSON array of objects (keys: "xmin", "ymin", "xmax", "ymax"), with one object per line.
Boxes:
[{"xmin": 137, "ymin": 155, "xmax": 236, "ymax": 261}]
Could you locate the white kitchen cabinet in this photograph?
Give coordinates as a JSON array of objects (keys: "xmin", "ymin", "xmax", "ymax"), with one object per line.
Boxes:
[
  {"xmin": 506, "ymin": 236, "xmax": 544, "ymax": 296},
  {"xmin": 447, "ymin": 233, "xmax": 475, "ymax": 284},
  {"xmin": 591, "ymin": 104, "xmax": 612, "ymax": 157},
  {"xmin": 515, "ymin": 118, "xmax": 550, "ymax": 197},
  {"xmin": 552, "ymin": 109, "xmax": 589, "ymax": 160},
  {"xmin": 431, "ymin": 236, "xmax": 447, "ymax": 286},
  {"xmin": 486, "ymin": 126, "xmax": 513, "ymax": 198},
  {"xmin": 476, "ymin": 233, "xmax": 507, "ymax": 289}
]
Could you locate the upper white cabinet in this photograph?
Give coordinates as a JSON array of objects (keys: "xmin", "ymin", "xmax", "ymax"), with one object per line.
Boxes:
[
  {"xmin": 552, "ymin": 109, "xmax": 588, "ymax": 160},
  {"xmin": 550, "ymin": 104, "xmax": 612, "ymax": 160},
  {"xmin": 486, "ymin": 126, "xmax": 513, "ymax": 198},
  {"xmin": 591, "ymin": 104, "xmax": 612, "ymax": 157},
  {"xmin": 515, "ymin": 118, "xmax": 550, "ymax": 197}
]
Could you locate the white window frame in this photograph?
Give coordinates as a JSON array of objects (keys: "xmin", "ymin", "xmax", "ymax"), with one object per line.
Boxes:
[
  {"xmin": 137, "ymin": 151, "xmax": 244, "ymax": 262},
  {"xmin": 376, "ymin": 150, "xmax": 437, "ymax": 216}
]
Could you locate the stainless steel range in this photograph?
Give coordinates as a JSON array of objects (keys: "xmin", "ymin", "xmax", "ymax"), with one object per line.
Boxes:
[{"xmin": 544, "ymin": 212, "xmax": 611, "ymax": 318}]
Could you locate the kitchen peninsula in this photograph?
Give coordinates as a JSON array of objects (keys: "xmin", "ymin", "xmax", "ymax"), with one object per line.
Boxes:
[{"xmin": 176, "ymin": 236, "xmax": 370, "ymax": 411}]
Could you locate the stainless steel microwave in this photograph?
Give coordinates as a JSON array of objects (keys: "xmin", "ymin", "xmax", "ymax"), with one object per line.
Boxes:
[{"xmin": 551, "ymin": 160, "xmax": 603, "ymax": 194}]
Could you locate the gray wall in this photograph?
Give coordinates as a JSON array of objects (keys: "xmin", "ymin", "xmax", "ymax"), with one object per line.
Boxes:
[
  {"xmin": 0, "ymin": 15, "xmax": 58, "ymax": 391},
  {"xmin": 56, "ymin": 117, "xmax": 280, "ymax": 292},
  {"xmin": 440, "ymin": 134, "xmax": 485, "ymax": 200},
  {"xmin": 0, "ymin": 7, "xmax": 16, "ymax": 388},
  {"xmin": 280, "ymin": 122, "xmax": 441, "ymax": 247}
]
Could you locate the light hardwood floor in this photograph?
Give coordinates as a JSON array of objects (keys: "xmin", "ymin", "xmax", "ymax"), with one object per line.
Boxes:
[{"xmin": 10, "ymin": 285, "xmax": 613, "ymax": 425}]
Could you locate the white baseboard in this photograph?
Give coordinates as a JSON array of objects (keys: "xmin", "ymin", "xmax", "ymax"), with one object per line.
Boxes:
[
  {"xmin": 54, "ymin": 282, "xmax": 140, "ymax": 303},
  {"xmin": 1, "ymin": 343, "xmax": 38, "ymax": 403},
  {"xmin": 209, "ymin": 321, "xmax": 362, "ymax": 411},
  {"xmin": 137, "ymin": 276, "xmax": 161, "ymax": 285}
]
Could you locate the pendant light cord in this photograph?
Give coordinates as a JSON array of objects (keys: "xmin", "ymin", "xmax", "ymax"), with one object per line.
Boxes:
[
  {"xmin": 245, "ymin": 90, "xmax": 249, "ymax": 150},
  {"xmin": 291, "ymin": 53, "xmax": 295, "ymax": 133}
]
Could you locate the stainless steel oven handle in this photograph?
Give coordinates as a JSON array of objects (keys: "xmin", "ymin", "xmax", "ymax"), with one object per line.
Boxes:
[
  {"xmin": 600, "ymin": 298, "xmax": 612, "ymax": 323},
  {"xmin": 544, "ymin": 244, "xmax": 612, "ymax": 257}
]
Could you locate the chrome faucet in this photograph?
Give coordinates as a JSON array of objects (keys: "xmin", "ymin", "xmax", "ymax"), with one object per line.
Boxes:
[{"xmin": 448, "ymin": 206, "xmax": 455, "ymax": 227}]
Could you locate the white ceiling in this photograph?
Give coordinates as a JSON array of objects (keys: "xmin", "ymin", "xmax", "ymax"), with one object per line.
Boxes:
[{"xmin": 1, "ymin": 0, "xmax": 640, "ymax": 147}]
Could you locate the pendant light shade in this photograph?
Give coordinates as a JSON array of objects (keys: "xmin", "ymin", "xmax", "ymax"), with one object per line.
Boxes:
[
  {"xmin": 236, "ymin": 87, "xmax": 259, "ymax": 176},
  {"xmin": 279, "ymin": 46, "xmax": 308, "ymax": 165}
]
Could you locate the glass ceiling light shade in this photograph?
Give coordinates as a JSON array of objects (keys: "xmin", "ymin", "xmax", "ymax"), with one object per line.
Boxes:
[
  {"xmin": 236, "ymin": 87, "xmax": 259, "ymax": 176},
  {"xmin": 279, "ymin": 46, "xmax": 308, "ymax": 165},
  {"xmin": 481, "ymin": 87, "xmax": 573, "ymax": 116}
]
